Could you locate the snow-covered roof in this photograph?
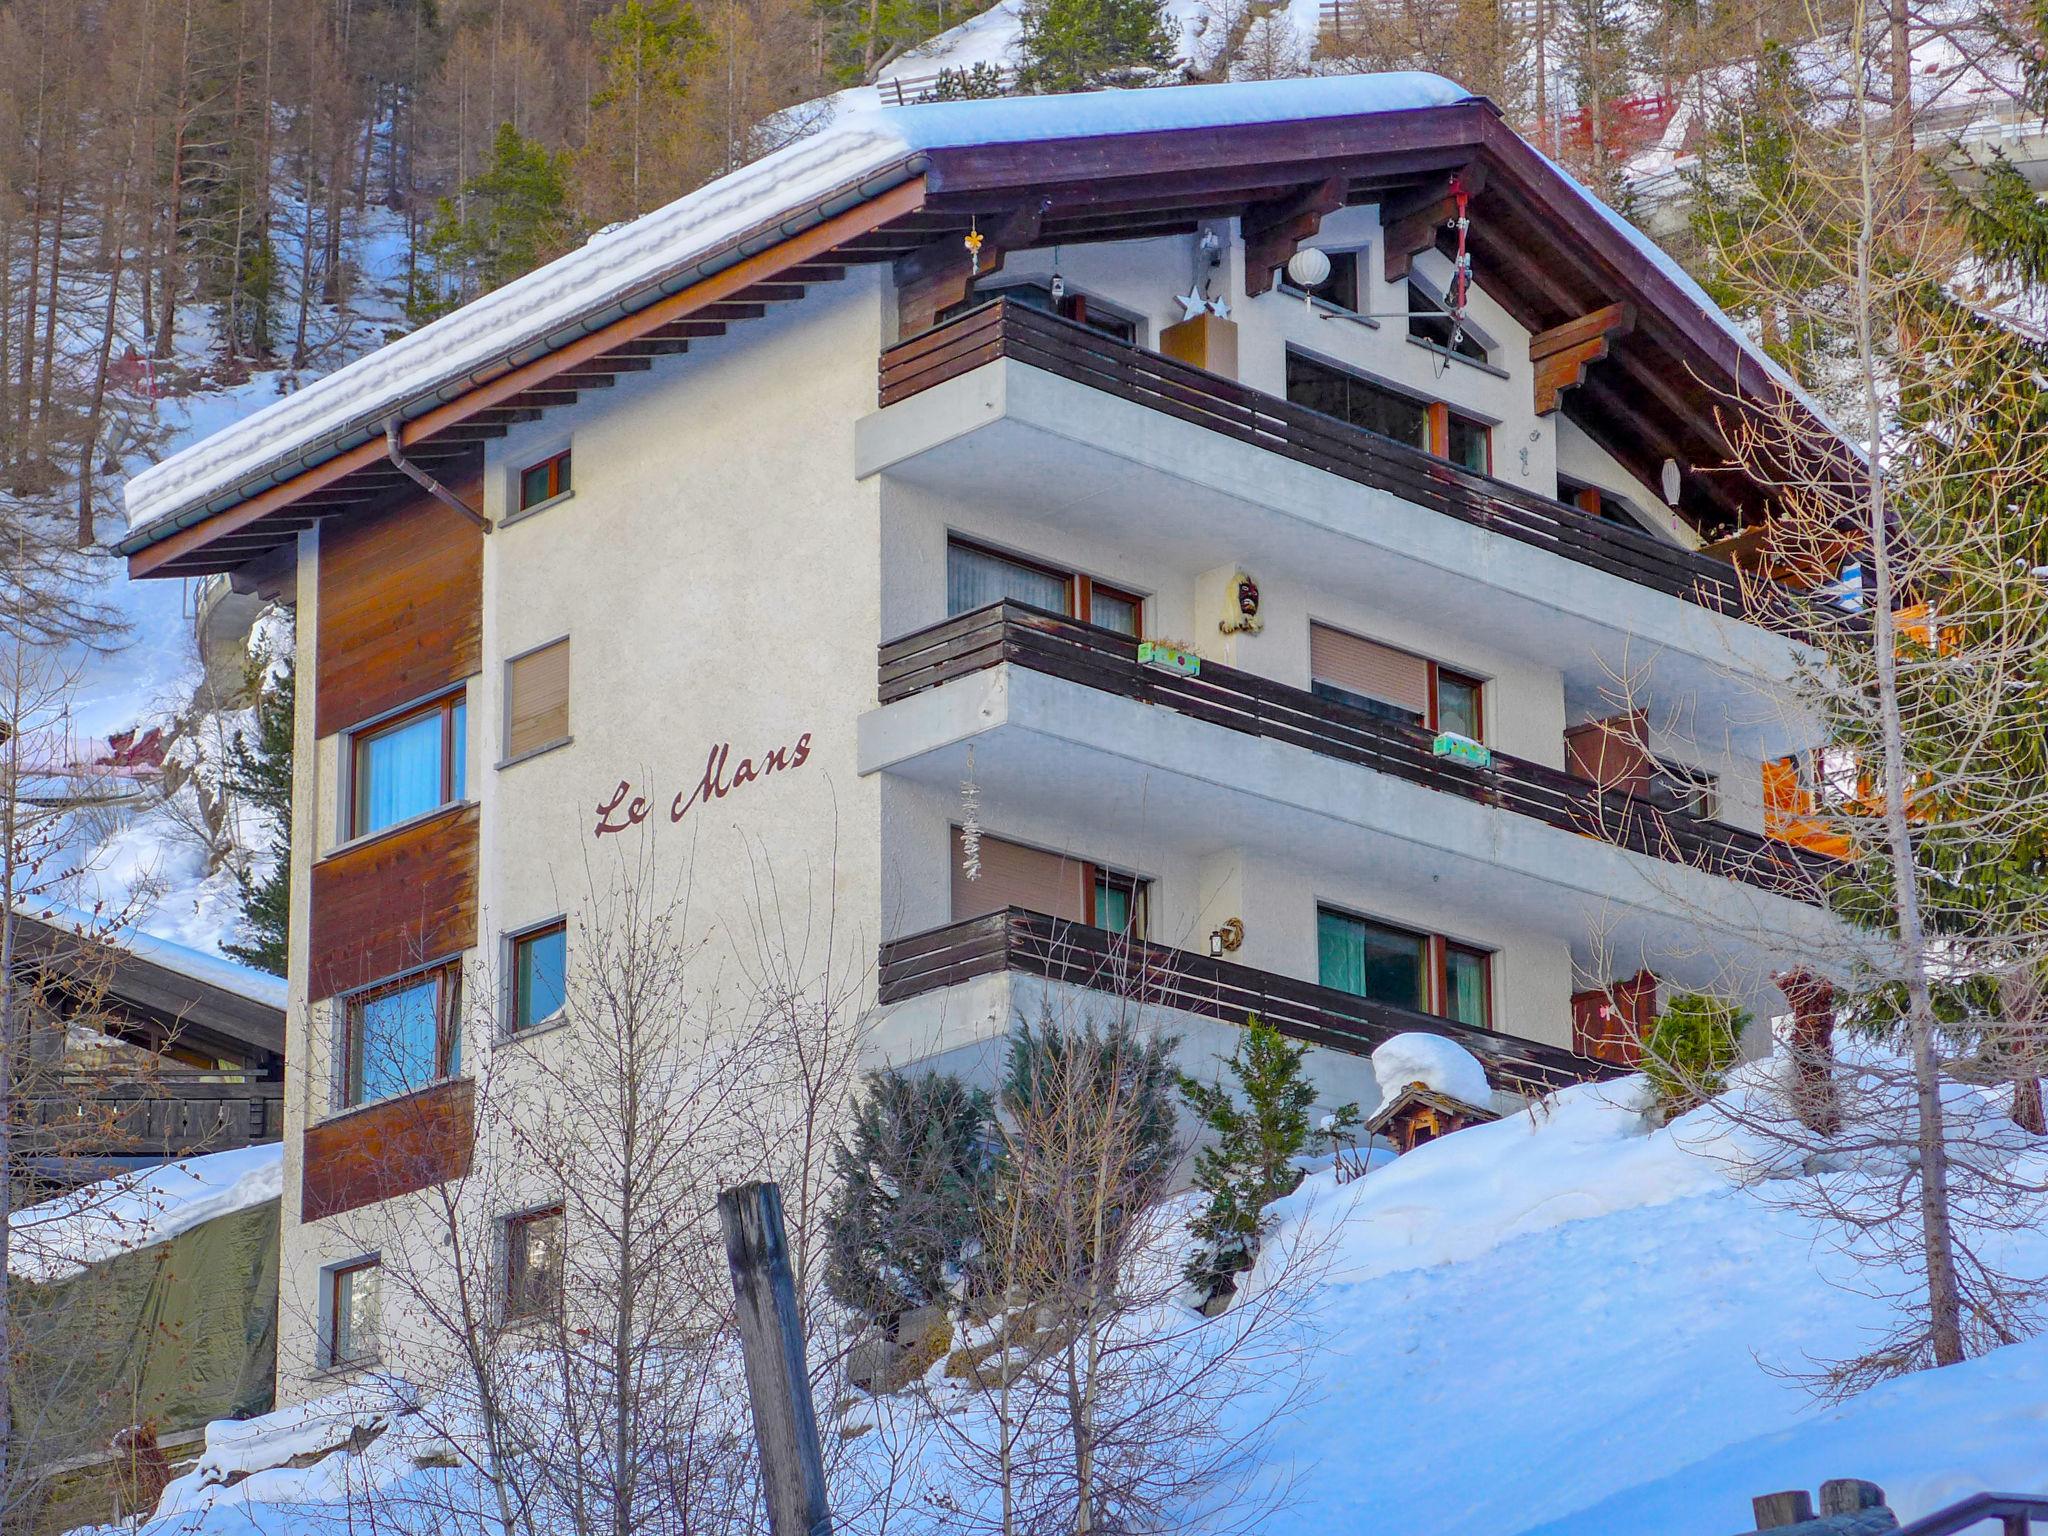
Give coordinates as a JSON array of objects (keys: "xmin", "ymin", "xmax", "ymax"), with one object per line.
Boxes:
[
  {"xmin": 20, "ymin": 900, "xmax": 287, "ymax": 1011},
  {"xmin": 122, "ymin": 72, "xmax": 1837, "ymax": 549},
  {"xmin": 8, "ymin": 1142, "xmax": 283, "ymax": 1284}
]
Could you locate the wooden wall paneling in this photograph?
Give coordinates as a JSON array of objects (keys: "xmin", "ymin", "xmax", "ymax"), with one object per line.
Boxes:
[
  {"xmin": 301, "ymin": 1077, "xmax": 476, "ymax": 1222},
  {"xmin": 308, "ymin": 804, "xmax": 480, "ymax": 1002},
  {"xmin": 316, "ymin": 472, "xmax": 485, "ymax": 739}
]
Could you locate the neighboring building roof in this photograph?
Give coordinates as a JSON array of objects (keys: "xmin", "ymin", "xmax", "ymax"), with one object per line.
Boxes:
[
  {"xmin": 16, "ymin": 903, "xmax": 287, "ymax": 1060},
  {"xmin": 120, "ymin": 74, "xmax": 1852, "ymax": 574}
]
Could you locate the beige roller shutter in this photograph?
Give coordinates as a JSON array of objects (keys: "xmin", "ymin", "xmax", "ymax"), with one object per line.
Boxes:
[
  {"xmin": 1310, "ymin": 624, "xmax": 1429, "ymax": 718},
  {"xmin": 506, "ymin": 638, "xmax": 571, "ymax": 759},
  {"xmin": 952, "ymin": 830, "xmax": 1087, "ymax": 923}
]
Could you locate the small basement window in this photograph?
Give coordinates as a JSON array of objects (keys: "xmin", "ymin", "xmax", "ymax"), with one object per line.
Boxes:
[
  {"xmin": 518, "ymin": 450, "xmax": 571, "ymax": 512},
  {"xmin": 506, "ymin": 1205, "xmax": 566, "ymax": 1320},
  {"xmin": 349, "ymin": 691, "xmax": 466, "ymax": 838},
  {"xmin": 325, "ymin": 1258, "xmax": 381, "ymax": 1368}
]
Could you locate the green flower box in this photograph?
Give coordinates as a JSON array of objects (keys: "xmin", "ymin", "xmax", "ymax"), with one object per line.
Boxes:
[
  {"xmin": 1137, "ymin": 641, "xmax": 1201, "ymax": 678},
  {"xmin": 1432, "ymin": 731, "xmax": 1492, "ymax": 769}
]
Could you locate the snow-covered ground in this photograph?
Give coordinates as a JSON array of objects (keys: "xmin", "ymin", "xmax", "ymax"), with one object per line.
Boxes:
[{"xmin": 80, "ymin": 1059, "xmax": 2048, "ymax": 1536}]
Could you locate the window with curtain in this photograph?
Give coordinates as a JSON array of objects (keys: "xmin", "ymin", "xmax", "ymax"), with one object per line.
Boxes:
[
  {"xmin": 511, "ymin": 921, "xmax": 568, "ymax": 1031},
  {"xmin": 1443, "ymin": 944, "xmax": 1491, "ymax": 1027},
  {"xmin": 351, "ymin": 694, "xmax": 466, "ymax": 837},
  {"xmin": 947, "ymin": 541, "xmax": 1071, "ymax": 617},
  {"xmin": 1436, "ymin": 669, "xmax": 1484, "ymax": 741},
  {"xmin": 1445, "ymin": 411, "xmax": 1490, "ymax": 474},
  {"xmin": 1317, "ymin": 908, "xmax": 1427, "ymax": 1012},
  {"xmin": 345, "ymin": 966, "xmax": 460, "ymax": 1105}
]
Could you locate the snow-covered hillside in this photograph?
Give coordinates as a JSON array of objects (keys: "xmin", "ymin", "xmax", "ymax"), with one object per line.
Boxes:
[{"xmin": 87, "ymin": 1062, "xmax": 2048, "ymax": 1536}]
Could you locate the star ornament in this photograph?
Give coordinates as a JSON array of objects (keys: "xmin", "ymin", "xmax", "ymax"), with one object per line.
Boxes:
[
  {"xmin": 1177, "ymin": 286, "xmax": 1211, "ymax": 322},
  {"xmin": 1207, "ymin": 295, "xmax": 1231, "ymax": 320}
]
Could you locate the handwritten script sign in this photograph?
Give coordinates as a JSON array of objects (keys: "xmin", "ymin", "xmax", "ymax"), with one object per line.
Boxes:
[{"xmin": 593, "ymin": 732, "xmax": 813, "ymax": 838}]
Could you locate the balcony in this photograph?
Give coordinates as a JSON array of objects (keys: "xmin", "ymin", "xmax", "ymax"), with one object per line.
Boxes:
[
  {"xmin": 879, "ymin": 602, "xmax": 1833, "ymax": 903},
  {"xmin": 878, "ymin": 907, "xmax": 1618, "ymax": 1092},
  {"xmin": 16, "ymin": 1073, "xmax": 286, "ymax": 1186}
]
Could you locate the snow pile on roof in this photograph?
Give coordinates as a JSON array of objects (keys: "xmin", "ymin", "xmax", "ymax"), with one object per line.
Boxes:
[
  {"xmin": 9, "ymin": 1143, "xmax": 283, "ymax": 1284},
  {"xmin": 21, "ymin": 899, "xmax": 286, "ymax": 1009},
  {"xmin": 121, "ymin": 73, "xmax": 1477, "ymax": 537},
  {"xmin": 1370, "ymin": 1031, "xmax": 1493, "ymax": 1109}
]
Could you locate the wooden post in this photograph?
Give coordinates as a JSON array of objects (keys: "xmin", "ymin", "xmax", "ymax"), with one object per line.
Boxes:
[
  {"xmin": 1753, "ymin": 1489, "xmax": 1815, "ymax": 1529},
  {"xmin": 719, "ymin": 1181, "xmax": 832, "ymax": 1536}
]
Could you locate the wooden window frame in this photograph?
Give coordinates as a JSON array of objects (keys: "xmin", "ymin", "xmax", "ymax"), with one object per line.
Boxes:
[
  {"xmin": 947, "ymin": 537, "xmax": 1144, "ymax": 636},
  {"xmin": 1083, "ymin": 863, "xmax": 1149, "ymax": 939},
  {"xmin": 347, "ymin": 689, "xmax": 467, "ymax": 842},
  {"xmin": 341, "ymin": 961, "xmax": 464, "ymax": 1109},
  {"xmin": 1429, "ymin": 665, "xmax": 1486, "ymax": 743},
  {"xmin": 506, "ymin": 918, "xmax": 569, "ymax": 1034},
  {"xmin": 505, "ymin": 1204, "xmax": 566, "ymax": 1321},
  {"xmin": 1320, "ymin": 903, "xmax": 1492, "ymax": 1023},
  {"xmin": 1427, "ymin": 403, "xmax": 1493, "ymax": 473},
  {"xmin": 517, "ymin": 449, "xmax": 572, "ymax": 513},
  {"xmin": 325, "ymin": 1257, "xmax": 380, "ymax": 1369}
]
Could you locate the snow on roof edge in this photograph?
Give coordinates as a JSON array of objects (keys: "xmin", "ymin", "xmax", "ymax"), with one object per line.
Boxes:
[
  {"xmin": 9, "ymin": 1143, "xmax": 284, "ymax": 1283},
  {"xmin": 21, "ymin": 900, "xmax": 287, "ymax": 1011},
  {"xmin": 120, "ymin": 75, "xmax": 1478, "ymax": 544}
]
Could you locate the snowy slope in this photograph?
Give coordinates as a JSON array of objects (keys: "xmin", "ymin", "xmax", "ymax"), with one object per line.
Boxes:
[{"xmin": 78, "ymin": 1067, "xmax": 2048, "ymax": 1536}]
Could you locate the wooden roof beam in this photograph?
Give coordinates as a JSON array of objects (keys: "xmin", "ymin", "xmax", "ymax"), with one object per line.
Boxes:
[
  {"xmin": 1531, "ymin": 302, "xmax": 1636, "ymax": 414},
  {"xmin": 894, "ymin": 199, "xmax": 1047, "ymax": 334},
  {"xmin": 1242, "ymin": 177, "xmax": 1346, "ymax": 296},
  {"xmin": 1380, "ymin": 164, "xmax": 1486, "ymax": 283}
]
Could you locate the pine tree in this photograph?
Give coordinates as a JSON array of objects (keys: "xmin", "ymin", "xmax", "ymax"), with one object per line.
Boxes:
[
  {"xmin": 416, "ymin": 122, "xmax": 576, "ymax": 318},
  {"xmin": 1001, "ymin": 1011, "xmax": 1180, "ymax": 1196},
  {"xmin": 222, "ymin": 649, "xmax": 293, "ymax": 975},
  {"xmin": 825, "ymin": 1068, "xmax": 996, "ymax": 1320},
  {"xmin": 1014, "ymin": 0, "xmax": 1179, "ymax": 93},
  {"xmin": 1177, "ymin": 1016, "xmax": 1330, "ymax": 1297}
]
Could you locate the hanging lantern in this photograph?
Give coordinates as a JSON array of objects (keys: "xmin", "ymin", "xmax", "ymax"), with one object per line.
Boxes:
[{"xmin": 1285, "ymin": 247, "xmax": 1332, "ymax": 290}]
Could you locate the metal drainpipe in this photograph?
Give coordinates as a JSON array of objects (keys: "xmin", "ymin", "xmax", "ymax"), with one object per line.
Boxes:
[{"xmin": 384, "ymin": 417, "xmax": 490, "ymax": 532}]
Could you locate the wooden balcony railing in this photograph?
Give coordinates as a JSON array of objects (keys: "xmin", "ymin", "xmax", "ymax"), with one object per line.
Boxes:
[
  {"xmin": 19, "ymin": 1075, "xmax": 286, "ymax": 1160},
  {"xmin": 879, "ymin": 602, "xmax": 1836, "ymax": 903},
  {"xmin": 879, "ymin": 906, "xmax": 1619, "ymax": 1092},
  {"xmin": 879, "ymin": 299, "xmax": 1783, "ymax": 623}
]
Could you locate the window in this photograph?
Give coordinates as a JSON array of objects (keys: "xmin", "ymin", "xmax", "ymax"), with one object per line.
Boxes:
[
  {"xmin": 1441, "ymin": 410, "xmax": 1490, "ymax": 474},
  {"xmin": 1277, "ymin": 249, "xmax": 1362, "ymax": 313},
  {"xmin": 504, "ymin": 638, "xmax": 570, "ymax": 761},
  {"xmin": 1310, "ymin": 623, "xmax": 1486, "ymax": 740},
  {"xmin": 945, "ymin": 539, "xmax": 1143, "ymax": 634},
  {"xmin": 326, "ymin": 1258, "xmax": 381, "ymax": 1367},
  {"xmin": 1408, "ymin": 280, "xmax": 1489, "ymax": 363},
  {"xmin": 510, "ymin": 921, "xmax": 568, "ymax": 1031},
  {"xmin": 1559, "ymin": 476, "xmax": 1646, "ymax": 531},
  {"xmin": 506, "ymin": 1206, "xmax": 566, "ymax": 1320},
  {"xmin": 1318, "ymin": 907, "xmax": 1493, "ymax": 1027},
  {"xmin": 343, "ymin": 965, "xmax": 461, "ymax": 1106},
  {"xmin": 950, "ymin": 281, "xmax": 1138, "ymax": 344},
  {"xmin": 1287, "ymin": 352, "xmax": 1428, "ymax": 451},
  {"xmin": 350, "ymin": 693, "xmax": 466, "ymax": 839},
  {"xmin": 1651, "ymin": 759, "xmax": 1720, "ymax": 820},
  {"xmin": 1435, "ymin": 669, "xmax": 1484, "ymax": 741},
  {"xmin": 951, "ymin": 829, "xmax": 1148, "ymax": 939},
  {"xmin": 1318, "ymin": 909, "xmax": 1428, "ymax": 1013},
  {"xmin": 518, "ymin": 450, "xmax": 571, "ymax": 512}
]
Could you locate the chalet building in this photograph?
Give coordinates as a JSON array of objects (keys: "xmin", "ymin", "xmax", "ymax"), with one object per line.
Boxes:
[{"xmin": 119, "ymin": 74, "xmax": 1853, "ymax": 1396}]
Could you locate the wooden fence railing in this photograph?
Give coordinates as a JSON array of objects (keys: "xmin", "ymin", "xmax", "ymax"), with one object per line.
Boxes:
[
  {"xmin": 878, "ymin": 906, "xmax": 1618, "ymax": 1091},
  {"xmin": 879, "ymin": 299, "xmax": 1796, "ymax": 625},
  {"xmin": 879, "ymin": 601, "xmax": 1835, "ymax": 902},
  {"xmin": 20, "ymin": 1075, "xmax": 285, "ymax": 1158}
]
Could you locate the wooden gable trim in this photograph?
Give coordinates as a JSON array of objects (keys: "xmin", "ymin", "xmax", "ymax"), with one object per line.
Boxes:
[
  {"xmin": 129, "ymin": 177, "xmax": 929, "ymax": 578},
  {"xmin": 895, "ymin": 198, "xmax": 1047, "ymax": 334},
  {"xmin": 1241, "ymin": 176, "xmax": 1347, "ymax": 296},
  {"xmin": 1530, "ymin": 301, "xmax": 1636, "ymax": 414},
  {"xmin": 1379, "ymin": 164, "xmax": 1486, "ymax": 283}
]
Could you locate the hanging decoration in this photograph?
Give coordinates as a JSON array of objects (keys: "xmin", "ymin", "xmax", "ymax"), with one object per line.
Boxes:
[
  {"xmin": 959, "ymin": 743, "xmax": 982, "ymax": 881},
  {"xmin": 965, "ymin": 217, "xmax": 985, "ymax": 276}
]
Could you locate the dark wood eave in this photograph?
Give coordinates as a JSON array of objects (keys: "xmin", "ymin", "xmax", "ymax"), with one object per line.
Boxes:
[{"xmin": 131, "ymin": 98, "xmax": 1849, "ymax": 579}]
